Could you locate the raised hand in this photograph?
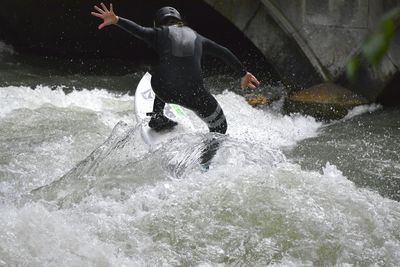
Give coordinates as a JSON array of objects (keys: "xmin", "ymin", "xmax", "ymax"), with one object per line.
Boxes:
[
  {"xmin": 91, "ymin": 3, "xmax": 118, "ymax": 30},
  {"xmin": 241, "ymin": 72, "xmax": 260, "ymax": 89}
]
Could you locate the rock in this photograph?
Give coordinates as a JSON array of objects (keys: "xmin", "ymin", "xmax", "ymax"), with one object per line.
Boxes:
[
  {"xmin": 245, "ymin": 94, "xmax": 270, "ymax": 107},
  {"xmin": 283, "ymin": 83, "xmax": 369, "ymax": 121}
]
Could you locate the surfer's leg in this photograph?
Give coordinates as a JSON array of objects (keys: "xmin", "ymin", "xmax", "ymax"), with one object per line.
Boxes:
[
  {"xmin": 203, "ymin": 105, "xmax": 227, "ymax": 134},
  {"xmin": 187, "ymin": 93, "xmax": 227, "ymax": 166},
  {"xmin": 195, "ymin": 94, "xmax": 227, "ymax": 134},
  {"xmin": 152, "ymin": 96, "xmax": 166, "ymax": 114}
]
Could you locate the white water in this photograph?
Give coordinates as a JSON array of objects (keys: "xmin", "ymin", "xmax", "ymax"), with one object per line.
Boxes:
[
  {"xmin": 1, "ymin": 85, "xmax": 399, "ymax": 266},
  {"xmin": 343, "ymin": 104, "xmax": 382, "ymax": 121}
]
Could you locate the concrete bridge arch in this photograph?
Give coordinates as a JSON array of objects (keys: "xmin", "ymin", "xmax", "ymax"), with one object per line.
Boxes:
[{"xmin": 204, "ymin": 0, "xmax": 400, "ymax": 102}]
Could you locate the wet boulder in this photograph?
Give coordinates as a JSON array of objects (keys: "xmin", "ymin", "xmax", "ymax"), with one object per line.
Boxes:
[
  {"xmin": 284, "ymin": 83, "xmax": 369, "ymax": 121},
  {"xmin": 245, "ymin": 94, "xmax": 270, "ymax": 107}
]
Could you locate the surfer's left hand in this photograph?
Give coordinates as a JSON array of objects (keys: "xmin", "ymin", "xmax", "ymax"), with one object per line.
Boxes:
[
  {"xmin": 91, "ymin": 3, "xmax": 119, "ymax": 30},
  {"xmin": 241, "ymin": 72, "xmax": 260, "ymax": 89}
]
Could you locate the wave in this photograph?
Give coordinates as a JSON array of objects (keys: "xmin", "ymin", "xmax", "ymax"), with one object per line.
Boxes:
[
  {"xmin": 3, "ymin": 87, "xmax": 400, "ymax": 266},
  {"xmin": 0, "ymin": 85, "xmax": 135, "ymax": 127},
  {"xmin": 23, "ymin": 91, "xmax": 322, "ymax": 207},
  {"xmin": 22, "ymin": 123, "xmax": 400, "ymax": 266},
  {"xmin": 343, "ymin": 103, "xmax": 382, "ymax": 120},
  {"xmin": 29, "ymin": 119, "xmax": 286, "ymax": 208}
]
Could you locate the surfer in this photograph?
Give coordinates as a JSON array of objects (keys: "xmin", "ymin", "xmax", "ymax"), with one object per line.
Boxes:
[{"xmin": 91, "ymin": 3, "xmax": 260, "ymax": 134}]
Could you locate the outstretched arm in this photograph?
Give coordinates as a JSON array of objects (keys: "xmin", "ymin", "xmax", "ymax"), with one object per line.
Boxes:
[
  {"xmin": 91, "ymin": 3, "xmax": 156, "ymax": 47},
  {"xmin": 202, "ymin": 37, "xmax": 260, "ymax": 89}
]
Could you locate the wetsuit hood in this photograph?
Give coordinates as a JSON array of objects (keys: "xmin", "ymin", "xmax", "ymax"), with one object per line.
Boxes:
[{"xmin": 154, "ymin": 6, "xmax": 182, "ymax": 26}]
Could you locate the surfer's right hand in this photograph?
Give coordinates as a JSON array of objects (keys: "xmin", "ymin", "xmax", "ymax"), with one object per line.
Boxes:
[
  {"xmin": 241, "ymin": 72, "xmax": 260, "ymax": 89},
  {"xmin": 91, "ymin": 3, "xmax": 119, "ymax": 30}
]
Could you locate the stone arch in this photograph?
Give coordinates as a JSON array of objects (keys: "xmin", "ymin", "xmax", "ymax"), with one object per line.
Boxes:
[
  {"xmin": 204, "ymin": 0, "xmax": 400, "ymax": 102},
  {"xmin": 204, "ymin": 0, "xmax": 324, "ymax": 89}
]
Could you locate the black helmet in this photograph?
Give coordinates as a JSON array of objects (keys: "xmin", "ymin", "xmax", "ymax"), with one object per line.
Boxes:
[{"xmin": 154, "ymin": 6, "xmax": 182, "ymax": 26}]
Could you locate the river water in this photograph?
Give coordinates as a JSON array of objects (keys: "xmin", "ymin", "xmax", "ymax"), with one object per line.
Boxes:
[{"xmin": 1, "ymin": 41, "xmax": 400, "ymax": 266}]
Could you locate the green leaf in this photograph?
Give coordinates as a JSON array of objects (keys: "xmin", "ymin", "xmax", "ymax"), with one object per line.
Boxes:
[
  {"xmin": 381, "ymin": 7, "xmax": 400, "ymax": 26},
  {"xmin": 345, "ymin": 7, "xmax": 399, "ymax": 82},
  {"xmin": 346, "ymin": 55, "xmax": 361, "ymax": 81},
  {"xmin": 381, "ymin": 16, "xmax": 396, "ymax": 39},
  {"xmin": 361, "ymin": 8, "xmax": 399, "ymax": 66},
  {"xmin": 362, "ymin": 32, "xmax": 388, "ymax": 65}
]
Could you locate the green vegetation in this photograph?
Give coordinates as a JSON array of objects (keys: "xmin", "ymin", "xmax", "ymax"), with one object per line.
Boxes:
[{"xmin": 347, "ymin": 8, "xmax": 400, "ymax": 81}]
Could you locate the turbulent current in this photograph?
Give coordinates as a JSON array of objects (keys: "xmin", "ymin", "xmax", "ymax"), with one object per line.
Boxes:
[{"xmin": 1, "ymin": 41, "xmax": 400, "ymax": 266}]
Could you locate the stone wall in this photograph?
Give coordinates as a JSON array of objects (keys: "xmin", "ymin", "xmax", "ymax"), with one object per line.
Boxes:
[{"xmin": 267, "ymin": 0, "xmax": 400, "ymax": 100}]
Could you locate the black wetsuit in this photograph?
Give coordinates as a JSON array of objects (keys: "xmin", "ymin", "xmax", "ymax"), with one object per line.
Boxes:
[{"xmin": 117, "ymin": 17, "xmax": 247, "ymax": 134}]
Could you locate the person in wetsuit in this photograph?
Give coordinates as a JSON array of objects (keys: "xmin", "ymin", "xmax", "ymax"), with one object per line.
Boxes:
[{"xmin": 91, "ymin": 3, "xmax": 260, "ymax": 134}]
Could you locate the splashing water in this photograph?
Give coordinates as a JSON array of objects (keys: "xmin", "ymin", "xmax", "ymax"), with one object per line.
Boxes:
[{"xmin": 0, "ymin": 85, "xmax": 399, "ymax": 266}]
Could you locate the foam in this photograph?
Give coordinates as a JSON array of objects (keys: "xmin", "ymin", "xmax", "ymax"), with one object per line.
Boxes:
[
  {"xmin": 216, "ymin": 91, "xmax": 322, "ymax": 148},
  {"xmin": 0, "ymin": 85, "xmax": 135, "ymax": 127},
  {"xmin": 344, "ymin": 104, "xmax": 382, "ymax": 120},
  {"xmin": 2, "ymin": 85, "xmax": 399, "ymax": 265}
]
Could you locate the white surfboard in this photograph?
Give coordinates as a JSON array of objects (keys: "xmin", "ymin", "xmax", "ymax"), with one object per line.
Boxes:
[{"xmin": 134, "ymin": 72, "xmax": 194, "ymax": 147}]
